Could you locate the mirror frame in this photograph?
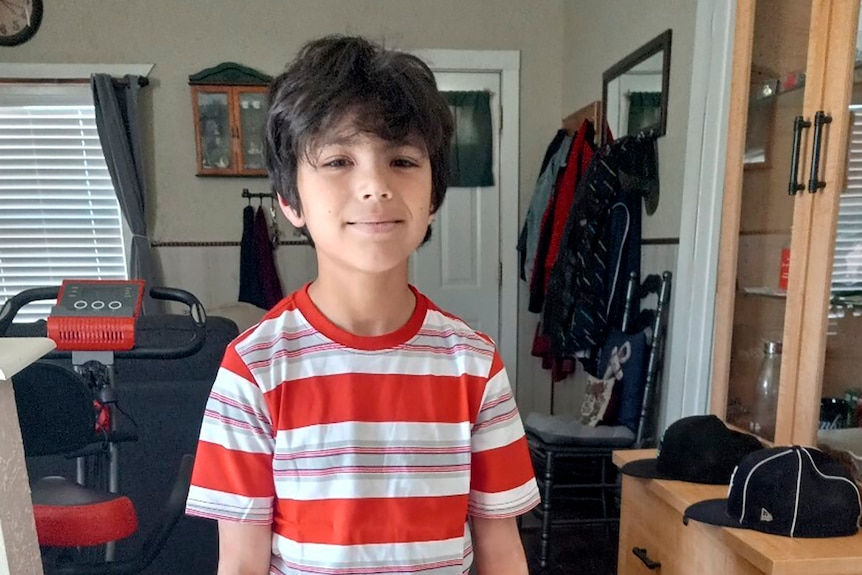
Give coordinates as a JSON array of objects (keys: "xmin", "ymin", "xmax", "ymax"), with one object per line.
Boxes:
[{"xmin": 602, "ymin": 29, "xmax": 672, "ymax": 145}]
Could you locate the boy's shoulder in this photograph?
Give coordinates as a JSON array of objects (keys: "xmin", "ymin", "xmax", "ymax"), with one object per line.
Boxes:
[
  {"xmin": 226, "ymin": 290, "xmax": 306, "ymax": 353},
  {"xmin": 421, "ymin": 296, "xmax": 496, "ymax": 350}
]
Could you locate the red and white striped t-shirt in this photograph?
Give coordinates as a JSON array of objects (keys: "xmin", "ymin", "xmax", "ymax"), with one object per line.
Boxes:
[{"xmin": 186, "ymin": 284, "xmax": 539, "ymax": 575}]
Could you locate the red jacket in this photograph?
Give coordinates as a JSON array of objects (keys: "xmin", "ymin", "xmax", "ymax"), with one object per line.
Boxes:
[{"xmin": 534, "ymin": 120, "xmax": 595, "ymax": 297}]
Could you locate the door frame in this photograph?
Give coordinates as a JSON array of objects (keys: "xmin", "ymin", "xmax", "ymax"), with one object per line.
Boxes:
[
  {"xmin": 661, "ymin": 0, "xmax": 737, "ymax": 428},
  {"xmin": 411, "ymin": 49, "xmax": 521, "ymax": 386}
]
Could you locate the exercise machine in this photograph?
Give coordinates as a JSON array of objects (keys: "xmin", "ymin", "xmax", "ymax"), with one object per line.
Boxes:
[{"xmin": 0, "ymin": 280, "xmax": 207, "ymax": 574}]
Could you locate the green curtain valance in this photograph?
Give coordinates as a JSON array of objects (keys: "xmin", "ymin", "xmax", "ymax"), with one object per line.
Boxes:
[
  {"xmin": 443, "ymin": 91, "xmax": 494, "ymax": 187},
  {"xmin": 627, "ymin": 91, "xmax": 662, "ymax": 136}
]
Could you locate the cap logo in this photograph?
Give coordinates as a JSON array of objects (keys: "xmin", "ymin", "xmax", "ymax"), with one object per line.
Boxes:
[{"xmin": 760, "ymin": 508, "xmax": 773, "ymax": 522}]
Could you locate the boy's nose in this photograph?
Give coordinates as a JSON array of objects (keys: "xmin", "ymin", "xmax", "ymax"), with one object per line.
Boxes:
[
  {"xmin": 362, "ymin": 188, "xmax": 392, "ymax": 201},
  {"xmin": 358, "ymin": 167, "xmax": 393, "ymax": 200}
]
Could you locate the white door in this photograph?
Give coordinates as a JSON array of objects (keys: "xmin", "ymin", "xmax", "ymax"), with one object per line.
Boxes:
[{"xmin": 410, "ymin": 71, "xmax": 501, "ymax": 342}]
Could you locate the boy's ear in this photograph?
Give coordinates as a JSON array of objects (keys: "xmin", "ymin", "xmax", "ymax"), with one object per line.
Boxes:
[{"xmin": 277, "ymin": 193, "xmax": 305, "ymax": 228}]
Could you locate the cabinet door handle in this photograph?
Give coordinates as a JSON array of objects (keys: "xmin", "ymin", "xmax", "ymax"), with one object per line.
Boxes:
[
  {"xmin": 632, "ymin": 547, "xmax": 661, "ymax": 570},
  {"xmin": 788, "ymin": 115, "xmax": 810, "ymax": 195},
  {"xmin": 807, "ymin": 110, "xmax": 833, "ymax": 193}
]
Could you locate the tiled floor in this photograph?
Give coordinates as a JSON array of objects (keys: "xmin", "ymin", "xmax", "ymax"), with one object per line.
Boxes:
[{"xmin": 520, "ymin": 521, "xmax": 619, "ymax": 574}]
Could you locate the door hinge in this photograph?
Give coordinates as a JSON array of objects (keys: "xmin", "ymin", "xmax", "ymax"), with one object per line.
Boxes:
[
  {"xmin": 498, "ymin": 104, "xmax": 503, "ymax": 134},
  {"xmin": 498, "ymin": 261, "xmax": 503, "ymax": 287}
]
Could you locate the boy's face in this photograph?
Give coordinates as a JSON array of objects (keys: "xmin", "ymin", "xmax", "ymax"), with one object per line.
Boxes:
[{"xmin": 282, "ymin": 126, "xmax": 434, "ymax": 276}]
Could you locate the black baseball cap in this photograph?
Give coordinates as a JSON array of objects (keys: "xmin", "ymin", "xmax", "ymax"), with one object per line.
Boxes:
[
  {"xmin": 684, "ymin": 446, "xmax": 862, "ymax": 538},
  {"xmin": 620, "ymin": 415, "xmax": 763, "ymax": 484}
]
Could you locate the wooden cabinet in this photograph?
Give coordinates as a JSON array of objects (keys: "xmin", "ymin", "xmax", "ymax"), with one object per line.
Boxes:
[
  {"xmin": 188, "ymin": 62, "xmax": 272, "ymax": 177},
  {"xmin": 614, "ymin": 450, "xmax": 862, "ymax": 575},
  {"xmin": 617, "ymin": 472, "xmax": 680, "ymax": 574},
  {"xmin": 616, "ymin": 5, "xmax": 862, "ymax": 573},
  {"xmin": 712, "ymin": 0, "xmax": 862, "ymax": 446}
]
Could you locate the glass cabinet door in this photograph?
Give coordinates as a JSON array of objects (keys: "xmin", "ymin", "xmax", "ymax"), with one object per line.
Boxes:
[
  {"xmin": 237, "ymin": 88, "xmax": 267, "ymax": 174},
  {"xmin": 194, "ymin": 88, "xmax": 234, "ymax": 173},
  {"xmin": 723, "ymin": 0, "xmax": 816, "ymax": 442},
  {"xmin": 806, "ymin": 0, "xmax": 862, "ymax": 451},
  {"xmin": 820, "ymin": 106, "xmax": 862, "ymax": 429}
]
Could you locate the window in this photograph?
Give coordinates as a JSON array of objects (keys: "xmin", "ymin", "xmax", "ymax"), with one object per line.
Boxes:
[{"xmin": 0, "ymin": 85, "xmax": 127, "ymax": 323}]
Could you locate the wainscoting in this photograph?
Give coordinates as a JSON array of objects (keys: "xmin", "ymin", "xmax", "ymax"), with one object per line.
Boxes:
[{"xmin": 154, "ymin": 243, "xmax": 317, "ymax": 313}]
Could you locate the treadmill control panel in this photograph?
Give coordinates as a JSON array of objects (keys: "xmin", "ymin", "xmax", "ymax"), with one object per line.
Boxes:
[{"xmin": 47, "ymin": 280, "xmax": 145, "ymax": 351}]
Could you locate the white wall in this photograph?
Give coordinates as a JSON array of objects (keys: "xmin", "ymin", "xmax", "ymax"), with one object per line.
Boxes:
[
  {"xmin": 2, "ymin": 0, "xmax": 563, "ymax": 244},
  {"xmin": 516, "ymin": 0, "xmax": 698, "ymax": 418},
  {"xmin": 4, "ymin": 0, "xmax": 570, "ymax": 403},
  {"xmin": 562, "ymin": 0, "xmax": 697, "ymax": 241},
  {"xmin": 5, "ymin": 1, "xmax": 709, "ymax": 419}
]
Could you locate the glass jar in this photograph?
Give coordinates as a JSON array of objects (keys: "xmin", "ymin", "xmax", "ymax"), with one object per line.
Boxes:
[{"xmin": 750, "ymin": 340, "xmax": 781, "ymax": 439}]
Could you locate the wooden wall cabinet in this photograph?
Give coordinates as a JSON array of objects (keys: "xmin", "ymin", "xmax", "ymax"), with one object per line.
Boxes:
[{"xmin": 189, "ymin": 62, "xmax": 272, "ymax": 177}]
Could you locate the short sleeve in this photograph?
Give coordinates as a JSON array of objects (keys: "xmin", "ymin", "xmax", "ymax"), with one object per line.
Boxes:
[
  {"xmin": 185, "ymin": 344, "xmax": 276, "ymax": 525},
  {"xmin": 468, "ymin": 350, "xmax": 540, "ymax": 518}
]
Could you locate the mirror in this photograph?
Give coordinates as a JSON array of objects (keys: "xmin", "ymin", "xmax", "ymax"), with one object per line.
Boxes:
[{"xmin": 602, "ymin": 29, "xmax": 672, "ymax": 145}]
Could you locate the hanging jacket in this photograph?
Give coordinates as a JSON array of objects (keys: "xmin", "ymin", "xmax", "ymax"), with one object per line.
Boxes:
[
  {"xmin": 541, "ymin": 135, "xmax": 651, "ymax": 358},
  {"xmin": 529, "ymin": 120, "xmax": 596, "ymax": 313},
  {"xmin": 254, "ymin": 205, "xmax": 284, "ymax": 309},
  {"xmin": 517, "ymin": 131, "xmax": 571, "ymax": 285},
  {"xmin": 604, "ymin": 135, "xmax": 654, "ymax": 326},
  {"xmin": 238, "ymin": 205, "xmax": 265, "ymax": 308}
]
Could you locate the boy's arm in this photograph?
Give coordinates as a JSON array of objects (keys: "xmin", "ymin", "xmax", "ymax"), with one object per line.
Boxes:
[
  {"xmin": 471, "ymin": 516, "xmax": 529, "ymax": 575},
  {"xmin": 217, "ymin": 521, "xmax": 272, "ymax": 575},
  {"xmin": 468, "ymin": 350, "xmax": 539, "ymax": 574},
  {"xmin": 185, "ymin": 344, "xmax": 277, "ymax": 573}
]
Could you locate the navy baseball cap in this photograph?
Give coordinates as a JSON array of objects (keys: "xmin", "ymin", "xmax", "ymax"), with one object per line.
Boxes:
[{"xmin": 684, "ymin": 446, "xmax": 862, "ymax": 538}]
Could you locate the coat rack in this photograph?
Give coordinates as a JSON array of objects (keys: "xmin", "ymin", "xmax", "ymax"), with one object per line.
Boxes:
[
  {"xmin": 562, "ymin": 100, "xmax": 602, "ymax": 140},
  {"xmin": 241, "ymin": 188, "xmax": 275, "ymax": 202}
]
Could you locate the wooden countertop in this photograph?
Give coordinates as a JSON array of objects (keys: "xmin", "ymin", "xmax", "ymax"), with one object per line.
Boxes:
[{"xmin": 613, "ymin": 449, "xmax": 862, "ymax": 575}]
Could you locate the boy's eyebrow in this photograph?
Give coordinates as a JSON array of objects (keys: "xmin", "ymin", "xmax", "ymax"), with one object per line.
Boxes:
[{"xmin": 316, "ymin": 132, "xmax": 427, "ymax": 154}]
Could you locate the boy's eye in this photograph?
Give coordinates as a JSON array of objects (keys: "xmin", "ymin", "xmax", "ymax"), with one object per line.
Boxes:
[
  {"xmin": 322, "ymin": 158, "xmax": 351, "ymax": 168},
  {"xmin": 392, "ymin": 158, "xmax": 419, "ymax": 168}
]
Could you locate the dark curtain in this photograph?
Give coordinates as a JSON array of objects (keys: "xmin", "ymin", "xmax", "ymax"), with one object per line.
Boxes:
[
  {"xmin": 253, "ymin": 206, "xmax": 284, "ymax": 309},
  {"xmin": 91, "ymin": 73, "xmax": 160, "ymax": 313},
  {"xmin": 627, "ymin": 92, "xmax": 663, "ymax": 136},
  {"xmin": 238, "ymin": 205, "xmax": 264, "ymax": 307},
  {"xmin": 443, "ymin": 91, "xmax": 494, "ymax": 187}
]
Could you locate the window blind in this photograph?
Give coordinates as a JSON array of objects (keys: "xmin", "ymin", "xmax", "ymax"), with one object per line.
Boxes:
[
  {"xmin": 832, "ymin": 109, "xmax": 862, "ymax": 303},
  {"xmin": 0, "ymin": 85, "xmax": 127, "ymax": 323}
]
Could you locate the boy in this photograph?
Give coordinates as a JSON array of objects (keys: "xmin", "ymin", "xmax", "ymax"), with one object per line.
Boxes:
[{"xmin": 186, "ymin": 35, "xmax": 539, "ymax": 575}]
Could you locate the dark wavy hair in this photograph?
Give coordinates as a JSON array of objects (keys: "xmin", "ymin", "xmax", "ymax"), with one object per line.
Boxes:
[{"xmin": 264, "ymin": 35, "xmax": 453, "ymax": 243}]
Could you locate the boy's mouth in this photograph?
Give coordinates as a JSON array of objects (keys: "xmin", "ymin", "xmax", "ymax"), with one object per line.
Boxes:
[
  {"xmin": 347, "ymin": 220, "xmax": 403, "ymax": 233},
  {"xmin": 348, "ymin": 219, "xmax": 402, "ymax": 224}
]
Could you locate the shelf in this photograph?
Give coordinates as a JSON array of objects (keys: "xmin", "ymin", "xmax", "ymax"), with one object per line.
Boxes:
[
  {"xmin": 752, "ymin": 57, "xmax": 862, "ymax": 101},
  {"xmin": 740, "ymin": 286, "xmax": 787, "ymax": 299}
]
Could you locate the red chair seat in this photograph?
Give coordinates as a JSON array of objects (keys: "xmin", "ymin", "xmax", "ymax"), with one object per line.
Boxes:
[{"xmin": 31, "ymin": 476, "xmax": 138, "ymax": 547}]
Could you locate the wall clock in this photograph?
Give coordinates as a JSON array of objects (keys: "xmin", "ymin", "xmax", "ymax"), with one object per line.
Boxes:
[{"xmin": 0, "ymin": 0, "xmax": 43, "ymax": 47}]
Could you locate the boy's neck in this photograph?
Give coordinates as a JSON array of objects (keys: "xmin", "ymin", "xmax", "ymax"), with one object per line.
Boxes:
[{"xmin": 307, "ymin": 265, "xmax": 417, "ymax": 337}]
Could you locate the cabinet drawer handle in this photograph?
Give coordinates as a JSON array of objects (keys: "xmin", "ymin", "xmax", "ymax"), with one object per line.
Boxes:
[
  {"xmin": 807, "ymin": 110, "xmax": 832, "ymax": 193},
  {"xmin": 788, "ymin": 115, "xmax": 810, "ymax": 195},
  {"xmin": 632, "ymin": 547, "xmax": 661, "ymax": 570}
]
